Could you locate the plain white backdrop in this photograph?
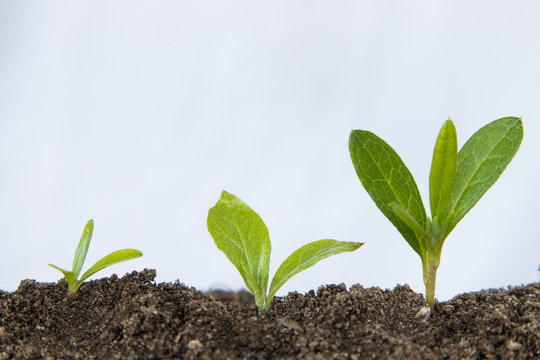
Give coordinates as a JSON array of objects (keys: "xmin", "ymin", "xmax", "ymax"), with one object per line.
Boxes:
[{"xmin": 0, "ymin": 1, "xmax": 538, "ymax": 302}]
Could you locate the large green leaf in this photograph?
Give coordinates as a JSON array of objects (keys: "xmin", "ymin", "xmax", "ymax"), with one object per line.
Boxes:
[
  {"xmin": 267, "ymin": 239, "xmax": 362, "ymax": 307},
  {"xmin": 429, "ymin": 120, "xmax": 457, "ymax": 223},
  {"xmin": 207, "ymin": 191, "xmax": 271, "ymax": 306},
  {"xmin": 79, "ymin": 249, "xmax": 143, "ymax": 283},
  {"xmin": 72, "ymin": 219, "xmax": 94, "ymax": 279},
  {"xmin": 445, "ymin": 117, "xmax": 523, "ymax": 235},
  {"xmin": 349, "ymin": 130, "xmax": 427, "ymax": 256}
]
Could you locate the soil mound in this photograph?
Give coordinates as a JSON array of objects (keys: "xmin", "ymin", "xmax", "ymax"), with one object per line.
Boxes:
[{"xmin": 1, "ymin": 269, "xmax": 538, "ymax": 359}]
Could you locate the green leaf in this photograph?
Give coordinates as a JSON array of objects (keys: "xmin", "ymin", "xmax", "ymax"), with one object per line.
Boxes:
[
  {"xmin": 267, "ymin": 239, "xmax": 362, "ymax": 307},
  {"xmin": 429, "ymin": 119, "xmax": 457, "ymax": 222},
  {"xmin": 349, "ymin": 130, "xmax": 427, "ymax": 256},
  {"xmin": 79, "ymin": 249, "xmax": 143, "ymax": 283},
  {"xmin": 47, "ymin": 264, "xmax": 77, "ymax": 293},
  {"xmin": 72, "ymin": 219, "xmax": 94, "ymax": 279},
  {"xmin": 207, "ymin": 190, "xmax": 271, "ymax": 307},
  {"xmin": 445, "ymin": 117, "xmax": 523, "ymax": 235},
  {"xmin": 389, "ymin": 202, "xmax": 430, "ymax": 242}
]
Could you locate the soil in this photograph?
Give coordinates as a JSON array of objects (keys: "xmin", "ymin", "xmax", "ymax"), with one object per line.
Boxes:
[{"xmin": 0, "ymin": 269, "xmax": 538, "ymax": 359}]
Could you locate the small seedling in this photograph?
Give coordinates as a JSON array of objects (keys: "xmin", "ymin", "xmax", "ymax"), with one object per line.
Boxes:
[
  {"xmin": 207, "ymin": 190, "xmax": 363, "ymax": 310},
  {"xmin": 349, "ymin": 117, "xmax": 523, "ymax": 310},
  {"xmin": 48, "ymin": 219, "xmax": 143, "ymax": 296}
]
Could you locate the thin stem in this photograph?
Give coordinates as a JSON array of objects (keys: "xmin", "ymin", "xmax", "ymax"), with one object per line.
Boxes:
[
  {"xmin": 424, "ymin": 257, "xmax": 438, "ymax": 311},
  {"xmin": 423, "ymin": 223, "xmax": 443, "ymax": 312}
]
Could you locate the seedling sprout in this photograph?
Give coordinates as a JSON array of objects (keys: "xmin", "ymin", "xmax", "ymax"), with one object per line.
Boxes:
[
  {"xmin": 48, "ymin": 219, "xmax": 143, "ymax": 296},
  {"xmin": 349, "ymin": 117, "xmax": 523, "ymax": 310},
  {"xmin": 207, "ymin": 190, "xmax": 363, "ymax": 310}
]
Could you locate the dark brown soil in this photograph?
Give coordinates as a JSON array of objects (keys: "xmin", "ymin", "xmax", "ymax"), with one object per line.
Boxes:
[{"xmin": 0, "ymin": 269, "xmax": 538, "ymax": 359}]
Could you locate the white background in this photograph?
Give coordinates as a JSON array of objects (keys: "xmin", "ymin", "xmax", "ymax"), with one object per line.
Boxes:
[{"xmin": 0, "ymin": 1, "xmax": 538, "ymax": 302}]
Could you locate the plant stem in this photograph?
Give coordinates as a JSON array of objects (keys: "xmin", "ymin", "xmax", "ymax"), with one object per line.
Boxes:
[
  {"xmin": 256, "ymin": 297, "xmax": 266, "ymax": 311},
  {"xmin": 424, "ymin": 258, "xmax": 438, "ymax": 311}
]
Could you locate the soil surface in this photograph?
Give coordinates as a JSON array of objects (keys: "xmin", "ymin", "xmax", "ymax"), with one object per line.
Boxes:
[{"xmin": 0, "ymin": 269, "xmax": 538, "ymax": 359}]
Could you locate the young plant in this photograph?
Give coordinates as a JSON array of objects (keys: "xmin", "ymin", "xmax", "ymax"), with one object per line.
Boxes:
[
  {"xmin": 48, "ymin": 219, "xmax": 143, "ymax": 296},
  {"xmin": 349, "ymin": 117, "xmax": 523, "ymax": 310},
  {"xmin": 207, "ymin": 190, "xmax": 363, "ymax": 310}
]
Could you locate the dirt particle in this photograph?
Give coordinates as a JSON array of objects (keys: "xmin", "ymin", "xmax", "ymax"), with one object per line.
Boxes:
[
  {"xmin": 277, "ymin": 317, "xmax": 302, "ymax": 331},
  {"xmin": 441, "ymin": 304, "xmax": 454, "ymax": 313}
]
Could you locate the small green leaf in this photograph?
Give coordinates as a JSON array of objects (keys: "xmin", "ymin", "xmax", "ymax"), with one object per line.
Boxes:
[
  {"xmin": 47, "ymin": 264, "xmax": 77, "ymax": 293},
  {"xmin": 349, "ymin": 130, "xmax": 427, "ymax": 256},
  {"xmin": 429, "ymin": 119, "xmax": 457, "ymax": 222},
  {"xmin": 445, "ymin": 117, "xmax": 523, "ymax": 235},
  {"xmin": 79, "ymin": 249, "xmax": 143, "ymax": 283},
  {"xmin": 267, "ymin": 239, "xmax": 362, "ymax": 306},
  {"xmin": 72, "ymin": 219, "xmax": 94, "ymax": 279},
  {"xmin": 207, "ymin": 191, "xmax": 271, "ymax": 308}
]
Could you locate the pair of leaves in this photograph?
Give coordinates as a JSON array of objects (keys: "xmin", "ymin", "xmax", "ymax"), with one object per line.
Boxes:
[
  {"xmin": 48, "ymin": 219, "xmax": 143, "ymax": 294},
  {"xmin": 349, "ymin": 117, "xmax": 523, "ymax": 258},
  {"xmin": 207, "ymin": 191, "xmax": 362, "ymax": 310}
]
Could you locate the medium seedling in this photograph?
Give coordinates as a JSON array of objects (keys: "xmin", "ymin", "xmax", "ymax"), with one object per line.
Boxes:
[
  {"xmin": 207, "ymin": 190, "xmax": 363, "ymax": 310},
  {"xmin": 48, "ymin": 219, "xmax": 143, "ymax": 296},
  {"xmin": 349, "ymin": 117, "xmax": 523, "ymax": 310}
]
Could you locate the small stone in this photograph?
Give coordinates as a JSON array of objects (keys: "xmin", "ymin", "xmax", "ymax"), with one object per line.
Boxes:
[
  {"xmin": 187, "ymin": 339, "xmax": 203, "ymax": 351},
  {"xmin": 415, "ymin": 305, "xmax": 430, "ymax": 320},
  {"xmin": 506, "ymin": 340, "xmax": 522, "ymax": 351}
]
